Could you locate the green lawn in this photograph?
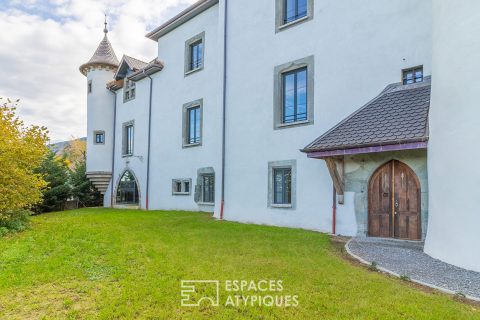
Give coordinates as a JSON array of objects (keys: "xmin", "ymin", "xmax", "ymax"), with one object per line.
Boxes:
[{"xmin": 0, "ymin": 209, "xmax": 478, "ymax": 319}]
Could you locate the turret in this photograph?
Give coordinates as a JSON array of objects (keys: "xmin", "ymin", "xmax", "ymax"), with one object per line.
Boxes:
[{"xmin": 79, "ymin": 19, "xmax": 119, "ymax": 195}]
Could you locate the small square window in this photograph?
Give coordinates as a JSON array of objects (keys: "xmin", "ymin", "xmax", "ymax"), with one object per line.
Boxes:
[
  {"xmin": 172, "ymin": 179, "xmax": 192, "ymax": 195},
  {"xmin": 402, "ymin": 66, "xmax": 423, "ymax": 85},
  {"xmin": 94, "ymin": 131, "xmax": 105, "ymax": 145}
]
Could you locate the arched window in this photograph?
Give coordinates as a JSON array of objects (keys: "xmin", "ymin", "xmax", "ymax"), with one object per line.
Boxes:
[{"xmin": 116, "ymin": 171, "xmax": 139, "ymax": 205}]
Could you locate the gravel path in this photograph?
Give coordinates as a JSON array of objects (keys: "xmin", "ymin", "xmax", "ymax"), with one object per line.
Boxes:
[{"xmin": 347, "ymin": 237, "xmax": 480, "ymax": 299}]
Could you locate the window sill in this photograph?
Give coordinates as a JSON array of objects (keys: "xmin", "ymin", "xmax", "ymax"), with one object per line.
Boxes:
[
  {"xmin": 185, "ymin": 66, "xmax": 204, "ymax": 77},
  {"xmin": 198, "ymin": 202, "xmax": 214, "ymax": 206},
  {"xmin": 183, "ymin": 142, "xmax": 202, "ymax": 149},
  {"xmin": 271, "ymin": 204, "xmax": 293, "ymax": 209},
  {"xmin": 277, "ymin": 15, "xmax": 310, "ymax": 32},
  {"xmin": 276, "ymin": 119, "xmax": 311, "ymax": 129},
  {"xmin": 173, "ymin": 192, "xmax": 191, "ymax": 196}
]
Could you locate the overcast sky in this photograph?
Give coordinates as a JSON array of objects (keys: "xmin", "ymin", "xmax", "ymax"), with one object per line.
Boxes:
[{"xmin": 0, "ymin": 0, "xmax": 196, "ymax": 142}]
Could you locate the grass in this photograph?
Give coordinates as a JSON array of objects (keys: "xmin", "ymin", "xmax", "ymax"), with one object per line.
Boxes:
[{"xmin": 0, "ymin": 209, "xmax": 478, "ymax": 319}]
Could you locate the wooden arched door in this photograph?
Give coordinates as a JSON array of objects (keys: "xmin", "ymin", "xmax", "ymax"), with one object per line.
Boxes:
[{"xmin": 368, "ymin": 160, "xmax": 421, "ymax": 240}]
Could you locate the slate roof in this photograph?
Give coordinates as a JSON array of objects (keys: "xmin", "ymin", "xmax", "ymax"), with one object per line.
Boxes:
[
  {"xmin": 302, "ymin": 78, "xmax": 431, "ymax": 153},
  {"xmin": 123, "ymin": 55, "xmax": 148, "ymax": 71},
  {"xmin": 80, "ymin": 33, "xmax": 119, "ymax": 76},
  {"xmin": 128, "ymin": 59, "xmax": 164, "ymax": 81}
]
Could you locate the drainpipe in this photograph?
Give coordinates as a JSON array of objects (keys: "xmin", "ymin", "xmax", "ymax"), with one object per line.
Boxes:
[
  {"xmin": 143, "ymin": 70, "xmax": 154, "ymax": 210},
  {"xmin": 108, "ymin": 87, "xmax": 117, "ymax": 208},
  {"xmin": 332, "ymin": 185, "xmax": 337, "ymax": 235},
  {"xmin": 220, "ymin": 0, "xmax": 228, "ymax": 220}
]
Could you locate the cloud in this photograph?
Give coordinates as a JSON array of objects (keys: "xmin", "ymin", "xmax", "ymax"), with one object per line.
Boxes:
[{"xmin": 0, "ymin": 0, "xmax": 196, "ymax": 142}]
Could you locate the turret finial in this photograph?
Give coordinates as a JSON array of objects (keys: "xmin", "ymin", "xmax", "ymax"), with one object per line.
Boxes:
[{"xmin": 103, "ymin": 14, "xmax": 108, "ymax": 34}]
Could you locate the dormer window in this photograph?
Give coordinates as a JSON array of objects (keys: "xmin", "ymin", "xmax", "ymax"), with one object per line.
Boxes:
[
  {"xmin": 402, "ymin": 66, "xmax": 423, "ymax": 85},
  {"xmin": 124, "ymin": 79, "xmax": 136, "ymax": 102}
]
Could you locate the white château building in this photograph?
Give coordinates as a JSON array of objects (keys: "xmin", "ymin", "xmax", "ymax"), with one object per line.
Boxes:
[{"xmin": 80, "ymin": 0, "xmax": 480, "ymax": 272}]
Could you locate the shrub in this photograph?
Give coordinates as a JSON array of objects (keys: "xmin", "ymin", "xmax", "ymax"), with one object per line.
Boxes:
[{"xmin": 0, "ymin": 209, "xmax": 31, "ymax": 236}]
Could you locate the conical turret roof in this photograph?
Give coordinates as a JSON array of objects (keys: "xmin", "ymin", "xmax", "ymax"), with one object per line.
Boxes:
[{"xmin": 80, "ymin": 26, "xmax": 119, "ymax": 76}]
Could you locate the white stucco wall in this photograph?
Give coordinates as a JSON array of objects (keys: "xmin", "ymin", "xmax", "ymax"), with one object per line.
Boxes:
[
  {"xmin": 222, "ymin": 0, "xmax": 432, "ymax": 232},
  {"xmin": 86, "ymin": 68, "xmax": 116, "ymax": 174},
  {"xmin": 97, "ymin": 0, "xmax": 433, "ymax": 234},
  {"xmin": 425, "ymin": 0, "xmax": 480, "ymax": 272}
]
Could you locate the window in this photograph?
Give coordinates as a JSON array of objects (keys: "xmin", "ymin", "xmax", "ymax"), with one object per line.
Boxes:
[
  {"xmin": 284, "ymin": 0, "xmax": 307, "ymax": 24},
  {"xmin": 190, "ymin": 41, "xmax": 203, "ymax": 71},
  {"xmin": 194, "ymin": 167, "xmax": 215, "ymax": 206},
  {"xmin": 182, "ymin": 99, "xmax": 203, "ymax": 147},
  {"xmin": 268, "ymin": 160, "xmax": 296, "ymax": 208},
  {"xmin": 276, "ymin": 0, "xmax": 313, "ymax": 32},
  {"xmin": 94, "ymin": 130, "xmax": 105, "ymax": 144},
  {"xmin": 402, "ymin": 66, "xmax": 423, "ymax": 85},
  {"xmin": 123, "ymin": 121, "xmax": 134, "ymax": 156},
  {"xmin": 274, "ymin": 56, "xmax": 314, "ymax": 129},
  {"xmin": 273, "ymin": 168, "xmax": 292, "ymax": 205},
  {"xmin": 202, "ymin": 174, "xmax": 215, "ymax": 204},
  {"xmin": 88, "ymin": 80, "xmax": 92, "ymax": 94},
  {"xmin": 188, "ymin": 106, "xmax": 201, "ymax": 144},
  {"xmin": 172, "ymin": 179, "xmax": 192, "ymax": 195},
  {"xmin": 282, "ymin": 67, "xmax": 307, "ymax": 124},
  {"xmin": 124, "ymin": 79, "xmax": 136, "ymax": 102},
  {"xmin": 116, "ymin": 170, "xmax": 139, "ymax": 205},
  {"xmin": 184, "ymin": 32, "xmax": 205, "ymax": 75}
]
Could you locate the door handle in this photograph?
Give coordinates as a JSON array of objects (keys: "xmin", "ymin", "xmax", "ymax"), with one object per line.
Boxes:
[{"xmin": 394, "ymin": 199, "xmax": 399, "ymax": 208}]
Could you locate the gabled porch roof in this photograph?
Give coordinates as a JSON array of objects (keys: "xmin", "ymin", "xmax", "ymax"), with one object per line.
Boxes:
[{"xmin": 302, "ymin": 78, "xmax": 431, "ymax": 158}]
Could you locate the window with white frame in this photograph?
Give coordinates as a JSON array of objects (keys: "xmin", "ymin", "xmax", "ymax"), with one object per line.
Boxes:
[
  {"xmin": 124, "ymin": 79, "xmax": 136, "ymax": 102},
  {"xmin": 402, "ymin": 66, "xmax": 423, "ymax": 85},
  {"xmin": 172, "ymin": 179, "xmax": 192, "ymax": 195}
]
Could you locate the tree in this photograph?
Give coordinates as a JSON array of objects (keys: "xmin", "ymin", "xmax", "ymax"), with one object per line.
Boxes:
[
  {"xmin": 62, "ymin": 137, "xmax": 86, "ymax": 169},
  {"xmin": 33, "ymin": 150, "xmax": 71, "ymax": 213},
  {"xmin": 0, "ymin": 98, "xmax": 49, "ymax": 222},
  {"xmin": 70, "ymin": 157, "xmax": 103, "ymax": 207}
]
